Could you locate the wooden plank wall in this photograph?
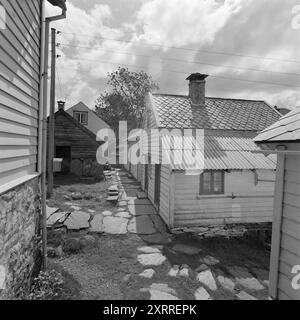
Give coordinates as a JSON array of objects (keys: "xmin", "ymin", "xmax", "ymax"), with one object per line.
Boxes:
[
  {"xmin": 0, "ymin": 0, "xmax": 41, "ymax": 185},
  {"xmin": 277, "ymin": 152, "xmax": 300, "ymax": 300},
  {"xmin": 51, "ymin": 112, "xmax": 99, "ymax": 159},
  {"xmin": 174, "ymin": 169, "xmax": 275, "ymax": 226}
]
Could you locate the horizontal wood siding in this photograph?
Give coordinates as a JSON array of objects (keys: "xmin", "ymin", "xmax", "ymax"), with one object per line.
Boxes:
[
  {"xmin": 0, "ymin": 0, "xmax": 41, "ymax": 186},
  {"xmin": 174, "ymin": 170, "xmax": 275, "ymax": 226},
  {"xmin": 50, "ymin": 112, "xmax": 100, "ymax": 159},
  {"xmin": 278, "ymin": 153, "xmax": 300, "ymax": 300}
]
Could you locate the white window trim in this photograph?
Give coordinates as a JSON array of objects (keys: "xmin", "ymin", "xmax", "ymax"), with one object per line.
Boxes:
[{"xmin": 0, "ymin": 173, "xmax": 40, "ymax": 196}]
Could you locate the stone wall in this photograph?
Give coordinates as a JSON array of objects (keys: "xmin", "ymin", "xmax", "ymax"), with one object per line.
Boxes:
[{"xmin": 0, "ymin": 177, "xmax": 42, "ymax": 299}]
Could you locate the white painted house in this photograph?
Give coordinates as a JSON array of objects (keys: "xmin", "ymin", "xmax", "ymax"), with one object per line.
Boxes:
[
  {"xmin": 66, "ymin": 101, "xmax": 110, "ymax": 136},
  {"xmin": 255, "ymin": 106, "xmax": 300, "ymax": 300},
  {"xmin": 126, "ymin": 73, "xmax": 281, "ymax": 229},
  {"xmin": 0, "ymin": 0, "xmax": 66, "ymax": 297}
]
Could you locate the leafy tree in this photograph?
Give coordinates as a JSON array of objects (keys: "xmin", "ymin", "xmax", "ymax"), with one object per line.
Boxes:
[{"xmin": 95, "ymin": 67, "xmax": 159, "ymax": 132}]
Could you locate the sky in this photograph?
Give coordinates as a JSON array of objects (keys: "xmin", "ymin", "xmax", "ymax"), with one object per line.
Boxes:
[{"xmin": 46, "ymin": 0, "xmax": 300, "ymax": 111}]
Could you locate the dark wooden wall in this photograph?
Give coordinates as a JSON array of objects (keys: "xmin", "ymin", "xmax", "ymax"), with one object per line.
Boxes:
[{"xmin": 48, "ymin": 111, "xmax": 100, "ymax": 159}]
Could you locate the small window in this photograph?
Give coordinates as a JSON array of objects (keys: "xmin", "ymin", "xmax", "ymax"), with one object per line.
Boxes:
[
  {"xmin": 74, "ymin": 111, "xmax": 88, "ymax": 125},
  {"xmin": 200, "ymin": 170, "xmax": 224, "ymax": 195}
]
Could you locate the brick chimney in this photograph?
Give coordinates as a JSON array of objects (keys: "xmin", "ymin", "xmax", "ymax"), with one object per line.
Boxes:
[
  {"xmin": 57, "ymin": 100, "xmax": 65, "ymax": 111},
  {"xmin": 186, "ymin": 73, "xmax": 208, "ymax": 107}
]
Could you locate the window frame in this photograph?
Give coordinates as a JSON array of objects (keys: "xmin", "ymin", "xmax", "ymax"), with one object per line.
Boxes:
[
  {"xmin": 73, "ymin": 111, "xmax": 88, "ymax": 125},
  {"xmin": 200, "ymin": 170, "xmax": 225, "ymax": 195}
]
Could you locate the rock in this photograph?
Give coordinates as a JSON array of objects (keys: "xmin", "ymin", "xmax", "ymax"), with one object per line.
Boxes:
[
  {"xmin": 118, "ymin": 201, "xmax": 127, "ymax": 207},
  {"xmin": 168, "ymin": 265, "xmax": 180, "ymax": 277},
  {"xmin": 115, "ymin": 212, "xmax": 131, "ymax": 218},
  {"xmin": 150, "ymin": 283, "xmax": 177, "ymax": 295},
  {"xmin": 196, "ymin": 264, "xmax": 209, "ymax": 273},
  {"xmin": 71, "ymin": 192, "xmax": 82, "ymax": 200},
  {"xmin": 139, "ymin": 269, "xmax": 155, "ymax": 279},
  {"xmin": 90, "ymin": 214, "xmax": 103, "ymax": 233},
  {"xmin": 179, "ymin": 265, "xmax": 190, "ymax": 278},
  {"xmin": 63, "ymin": 238, "xmax": 81, "ymax": 253},
  {"xmin": 194, "ymin": 287, "xmax": 212, "ymax": 300},
  {"xmin": 79, "ymin": 235, "xmax": 97, "ymax": 248},
  {"xmin": 202, "ymin": 256, "xmax": 220, "ymax": 266},
  {"xmin": 63, "ymin": 195, "xmax": 71, "ymax": 201},
  {"xmin": 196, "ymin": 270, "xmax": 217, "ymax": 291},
  {"xmin": 172, "ymin": 244, "xmax": 201, "ymax": 255},
  {"xmin": 88, "ymin": 209, "xmax": 96, "ymax": 213},
  {"xmin": 229, "ymin": 266, "xmax": 264, "ymax": 291},
  {"xmin": 109, "ymin": 185, "xmax": 118, "ymax": 192},
  {"xmin": 137, "ymin": 246, "xmax": 161, "ymax": 254},
  {"xmin": 102, "ymin": 210, "xmax": 113, "ymax": 216},
  {"xmin": 217, "ymin": 275, "xmax": 235, "ymax": 292},
  {"xmin": 150, "ymin": 290, "xmax": 180, "ymax": 300},
  {"xmin": 70, "ymin": 205, "xmax": 82, "ymax": 211},
  {"xmin": 103, "ymin": 216, "xmax": 128, "ymax": 234},
  {"xmin": 46, "ymin": 205, "xmax": 59, "ymax": 219},
  {"xmin": 137, "ymin": 253, "xmax": 167, "ymax": 266},
  {"xmin": 47, "ymin": 211, "xmax": 69, "ymax": 227},
  {"xmin": 236, "ymin": 291, "xmax": 257, "ymax": 300},
  {"xmin": 128, "ymin": 216, "xmax": 156, "ymax": 235},
  {"xmin": 64, "ymin": 211, "xmax": 90, "ymax": 230}
]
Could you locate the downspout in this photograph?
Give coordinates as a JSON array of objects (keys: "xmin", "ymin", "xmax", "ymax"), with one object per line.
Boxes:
[{"xmin": 41, "ymin": 3, "xmax": 67, "ymax": 270}]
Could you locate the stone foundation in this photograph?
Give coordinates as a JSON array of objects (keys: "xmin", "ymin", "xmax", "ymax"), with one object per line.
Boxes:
[{"xmin": 0, "ymin": 177, "xmax": 42, "ymax": 299}]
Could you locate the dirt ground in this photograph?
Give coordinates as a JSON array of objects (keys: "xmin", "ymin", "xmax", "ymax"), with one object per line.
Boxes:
[{"xmin": 48, "ymin": 172, "xmax": 271, "ymax": 300}]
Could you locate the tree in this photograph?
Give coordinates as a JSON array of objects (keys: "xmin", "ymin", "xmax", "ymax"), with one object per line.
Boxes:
[{"xmin": 95, "ymin": 67, "xmax": 159, "ymax": 132}]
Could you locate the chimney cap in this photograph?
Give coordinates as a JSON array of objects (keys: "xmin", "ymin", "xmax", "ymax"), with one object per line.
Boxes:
[
  {"xmin": 186, "ymin": 73, "xmax": 209, "ymax": 81},
  {"xmin": 57, "ymin": 100, "xmax": 66, "ymax": 110}
]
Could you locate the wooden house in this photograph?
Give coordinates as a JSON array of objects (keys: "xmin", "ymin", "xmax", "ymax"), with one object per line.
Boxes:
[
  {"xmin": 126, "ymin": 73, "xmax": 281, "ymax": 229},
  {"xmin": 0, "ymin": 0, "xmax": 66, "ymax": 297},
  {"xmin": 66, "ymin": 101, "xmax": 110, "ymax": 136},
  {"xmin": 48, "ymin": 104, "xmax": 103, "ymax": 178},
  {"xmin": 255, "ymin": 106, "xmax": 300, "ymax": 300}
]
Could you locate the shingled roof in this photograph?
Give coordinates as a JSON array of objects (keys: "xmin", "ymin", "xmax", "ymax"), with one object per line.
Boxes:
[
  {"xmin": 152, "ymin": 93, "xmax": 281, "ymax": 131},
  {"xmin": 255, "ymin": 106, "xmax": 300, "ymax": 142}
]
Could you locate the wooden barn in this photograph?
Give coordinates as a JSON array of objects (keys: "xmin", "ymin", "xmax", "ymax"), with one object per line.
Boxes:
[
  {"xmin": 48, "ymin": 104, "xmax": 102, "ymax": 178},
  {"xmin": 126, "ymin": 73, "xmax": 281, "ymax": 229},
  {"xmin": 255, "ymin": 106, "xmax": 300, "ymax": 300}
]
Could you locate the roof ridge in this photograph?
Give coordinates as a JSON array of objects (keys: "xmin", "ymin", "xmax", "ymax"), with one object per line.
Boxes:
[{"xmin": 152, "ymin": 92, "xmax": 269, "ymax": 103}]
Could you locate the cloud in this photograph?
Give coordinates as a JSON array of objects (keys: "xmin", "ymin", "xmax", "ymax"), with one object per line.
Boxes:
[
  {"xmin": 47, "ymin": 0, "xmax": 300, "ymax": 110},
  {"xmin": 136, "ymin": 0, "xmax": 246, "ymax": 47}
]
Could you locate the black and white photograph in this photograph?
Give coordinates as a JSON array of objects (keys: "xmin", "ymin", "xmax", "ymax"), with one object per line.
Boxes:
[{"xmin": 0, "ymin": 0, "xmax": 300, "ymax": 306}]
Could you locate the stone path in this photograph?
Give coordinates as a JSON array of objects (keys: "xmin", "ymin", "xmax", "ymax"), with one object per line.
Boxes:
[
  {"xmin": 47, "ymin": 169, "xmax": 167, "ymax": 237},
  {"xmin": 50, "ymin": 168, "xmax": 270, "ymax": 301}
]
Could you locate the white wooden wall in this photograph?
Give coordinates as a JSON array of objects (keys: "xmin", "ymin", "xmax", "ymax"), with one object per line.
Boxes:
[
  {"xmin": 159, "ymin": 164, "xmax": 171, "ymax": 225},
  {"xmin": 276, "ymin": 147, "xmax": 300, "ymax": 300},
  {"xmin": 0, "ymin": 0, "xmax": 41, "ymax": 187},
  {"xmin": 173, "ymin": 169, "xmax": 275, "ymax": 226}
]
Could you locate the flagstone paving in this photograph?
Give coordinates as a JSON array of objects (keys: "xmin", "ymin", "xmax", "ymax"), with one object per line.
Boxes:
[{"xmin": 50, "ymin": 169, "xmax": 271, "ymax": 300}]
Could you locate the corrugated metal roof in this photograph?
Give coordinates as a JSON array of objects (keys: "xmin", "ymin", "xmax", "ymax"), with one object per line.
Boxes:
[
  {"xmin": 152, "ymin": 94, "xmax": 281, "ymax": 131},
  {"xmin": 255, "ymin": 106, "xmax": 300, "ymax": 142},
  {"xmin": 161, "ymin": 133, "xmax": 277, "ymax": 171}
]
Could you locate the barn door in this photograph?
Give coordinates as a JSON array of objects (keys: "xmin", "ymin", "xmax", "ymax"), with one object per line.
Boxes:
[{"xmin": 154, "ymin": 164, "xmax": 161, "ymax": 207}]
